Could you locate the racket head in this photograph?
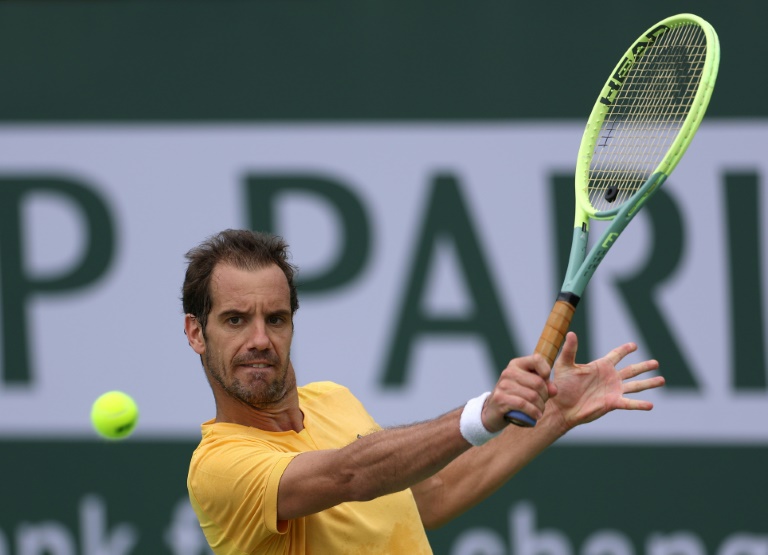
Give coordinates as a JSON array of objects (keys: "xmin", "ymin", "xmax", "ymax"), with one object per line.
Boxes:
[{"xmin": 573, "ymin": 14, "xmax": 720, "ymax": 227}]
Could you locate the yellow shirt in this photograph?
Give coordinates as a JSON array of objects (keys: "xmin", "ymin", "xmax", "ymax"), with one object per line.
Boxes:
[{"xmin": 188, "ymin": 381, "xmax": 433, "ymax": 554}]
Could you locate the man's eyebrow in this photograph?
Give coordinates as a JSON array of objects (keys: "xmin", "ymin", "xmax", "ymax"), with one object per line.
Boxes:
[
  {"xmin": 216, "ymin": 307, "xmax": 291, "ymax": 319},
  {"xmin": 268, "ymin": 308, "xmax": 292, "ymax": 318},
  {"xmin": 217, "ymin": 309, "xmax": 247, "ymax": 319}
]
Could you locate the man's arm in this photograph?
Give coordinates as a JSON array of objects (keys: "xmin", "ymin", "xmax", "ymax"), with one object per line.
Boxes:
[
  {"xmin": 277, "ymin": 408, "xmax": 468, "ymax": 520},
  {"xmin": 276, "ymin": 352, "xmax": 554, "ymax": 521},
  {"xmin": 411, "ymin": 332, "xmax": 665, "ymax": 529},
  {"xmin": 410, "ymin": 406, "xmax": 565, "ymax": 529}
]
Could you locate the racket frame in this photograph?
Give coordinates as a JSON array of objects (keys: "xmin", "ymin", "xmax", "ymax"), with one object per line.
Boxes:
[{"xmin": 506, "ymin": 13, "xmax": 719, "ymax": 427}]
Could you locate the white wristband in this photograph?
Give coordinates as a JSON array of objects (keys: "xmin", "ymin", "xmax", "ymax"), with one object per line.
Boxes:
[{"xmin": 459, "ymin": 392, "xmax": 502, "ymax": 446}]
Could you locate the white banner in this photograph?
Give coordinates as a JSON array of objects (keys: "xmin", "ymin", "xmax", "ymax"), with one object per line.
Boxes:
[{"xmin": 0, "ymin": 121, "xmax": 764, "ymax": 443}]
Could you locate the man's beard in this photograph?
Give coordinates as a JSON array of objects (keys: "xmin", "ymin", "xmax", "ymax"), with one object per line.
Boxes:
[{"xmin": 205, "ymin": 350, "xmax": 291, "ymax": 409}]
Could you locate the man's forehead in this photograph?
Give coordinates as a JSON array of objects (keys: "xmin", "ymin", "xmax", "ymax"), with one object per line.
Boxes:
[{"xmin": 210, "ymin": 263, "xmax": 290, "ymax": 304}]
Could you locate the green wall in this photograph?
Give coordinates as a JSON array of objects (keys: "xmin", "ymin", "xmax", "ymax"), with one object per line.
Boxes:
[{"xmin": 0, "ymin": 1, "xmax": 752, "ymax": 121}]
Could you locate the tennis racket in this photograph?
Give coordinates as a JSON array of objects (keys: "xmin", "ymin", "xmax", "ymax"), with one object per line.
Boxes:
[{"xmin": 507, "ymin": 13, "xmax": 720, "ymax": 427}]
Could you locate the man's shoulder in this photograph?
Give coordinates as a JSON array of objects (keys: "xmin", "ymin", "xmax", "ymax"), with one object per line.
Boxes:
[
  {"xmin": 298, "ymin": 381, "xmax": 367, "ymax": 411},
  {"xmin": 299, "ymin": 380, "xmax": 349, "ymax": 396},
  {"xmin": 299, "ymin": 381, "xmax": 380, "ymax": 437}
]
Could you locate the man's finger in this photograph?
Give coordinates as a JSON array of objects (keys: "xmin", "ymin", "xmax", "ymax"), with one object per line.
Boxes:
[
  {"xmin": 618, "ymin": 359, "xmax": 660, "ymax": 380},
  {"xmin": 618, "ymin": 398, "xmax": 654, "ymax": 411},
  {"xmin": 622, "ymin": 376, "xmax": 666, "ymax": 394},
  {"xmin": 604, "ymin": 341, "xmax": 638, "ymax": 367},
  {"xmin": 556, "ymin": 331, "xmax": 579, "ymax": 367}
]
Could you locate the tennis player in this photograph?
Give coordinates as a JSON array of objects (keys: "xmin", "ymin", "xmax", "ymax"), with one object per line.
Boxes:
[{"xmin": 183, "ymin": 229, "xmax": 664, "ymax": 554}]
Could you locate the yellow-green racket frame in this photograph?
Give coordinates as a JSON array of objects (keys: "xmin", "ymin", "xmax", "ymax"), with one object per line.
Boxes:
[{"xmin": 507, "ymin": 13, "xmax": 720, "ymax": 427}]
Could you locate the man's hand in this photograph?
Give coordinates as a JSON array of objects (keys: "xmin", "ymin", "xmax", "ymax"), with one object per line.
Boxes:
[
  {"xmin": 547, "ymin": 332, "xmax": 665, "ymax": 431},
  {"xmin": 482, "ymin": 354, "xmax": 559, "ymax": 432}
]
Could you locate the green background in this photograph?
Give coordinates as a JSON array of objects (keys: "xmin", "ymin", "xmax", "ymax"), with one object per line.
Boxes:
[
  {"xmin": 0, "ymin": 1, "xmax": 764, "ymax": 553},
  {"xmin": 2, "ymin": 442, "xmax": 765, "ymax": 553},
  {"xmin": 0, "ymin": 1, "xmax": 749, "ymax": 122}
]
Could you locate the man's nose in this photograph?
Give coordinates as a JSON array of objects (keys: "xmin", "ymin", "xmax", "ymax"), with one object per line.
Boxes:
[{"xmin": 246, "ymin": 322, "xmax": 271, "ymax": 351}]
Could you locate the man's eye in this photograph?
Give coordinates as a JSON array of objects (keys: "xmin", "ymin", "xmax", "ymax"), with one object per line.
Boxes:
[
  {"xmin": 268, "ymin": 315, "xmax": 283, "ymax": 325},
  {"xmin": 228, "ymin": 317, "xmax": 242, "ymax": 325}
]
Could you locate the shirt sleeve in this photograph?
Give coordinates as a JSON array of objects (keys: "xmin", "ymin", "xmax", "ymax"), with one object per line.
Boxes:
[
  {"xmin": 263, "ymin": 454, "xmax": 295, "ymax": 534},
  {"xmin": 189, "ymin": 437, "xmax": 298, "ymax": 551}
]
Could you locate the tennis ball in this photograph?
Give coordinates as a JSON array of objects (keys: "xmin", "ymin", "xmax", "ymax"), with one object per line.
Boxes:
[{"xmin": 90, "ymin": 391, "xmax": 139, "ymax": 440}]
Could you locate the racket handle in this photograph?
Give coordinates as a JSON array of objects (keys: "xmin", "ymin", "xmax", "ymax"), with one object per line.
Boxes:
[
  {"xmin": 505, "ymin": 411, "xmax": 537, "ymax": 427},
  {"xmin": 505, "ymin": 298, "xmax": 577, "ymax": 427},
  {"xmin": 534, "ymin": 299, "xmax": 577, "ymax": 367}
]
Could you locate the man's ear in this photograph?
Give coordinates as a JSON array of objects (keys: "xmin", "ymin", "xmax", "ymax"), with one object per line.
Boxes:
[{"xmin": 184, "ymin": 314, "xmax": 206, "ymax": 355}]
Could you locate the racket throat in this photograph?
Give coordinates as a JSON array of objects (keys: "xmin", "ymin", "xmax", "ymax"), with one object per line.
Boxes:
[{"xmin": 561, "ymin": 226, "xmax": 590, "ymax": 295}]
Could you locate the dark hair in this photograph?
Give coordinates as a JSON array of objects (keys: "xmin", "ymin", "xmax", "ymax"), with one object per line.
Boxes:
[{"xmin": 182, "ymin": 229, "xmax": 299, "ymax": 331}]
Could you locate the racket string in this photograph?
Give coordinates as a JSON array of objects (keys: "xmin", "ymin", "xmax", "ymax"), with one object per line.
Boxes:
[{"xmin": 588, "ymin": 22, "xmax": 708, "ymax": 212}]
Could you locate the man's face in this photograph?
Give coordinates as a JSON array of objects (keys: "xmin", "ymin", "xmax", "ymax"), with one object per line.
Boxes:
[{"xmin": 187, "ymin": 263, "xmax": 294, "ymax": 409}]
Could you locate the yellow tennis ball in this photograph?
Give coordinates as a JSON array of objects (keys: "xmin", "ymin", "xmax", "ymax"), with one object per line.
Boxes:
[{"xmin": 90, "ymin": 391, "xmax": 139, "ymax": 440}]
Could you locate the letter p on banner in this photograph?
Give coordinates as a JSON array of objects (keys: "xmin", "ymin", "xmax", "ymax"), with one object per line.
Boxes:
[{"xmin": 0, "ymin": 177, "xmax": 115, "ymax": 385}]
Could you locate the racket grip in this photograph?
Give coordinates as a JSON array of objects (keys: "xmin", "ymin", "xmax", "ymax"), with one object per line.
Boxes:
[
  {"xmin": 534, "ymin": 299, "xmax": 577, "ymax": 367},
  {"xmin": 505, "ymin": 411, "xmax": 537, "ymax": 427},
  {"xmin": 505, "ymin": 298, "xmax": 577, "ymax": 427}
]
